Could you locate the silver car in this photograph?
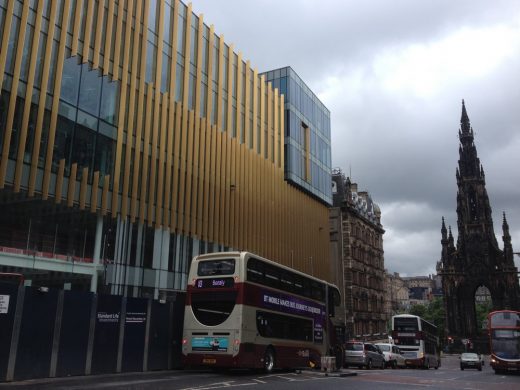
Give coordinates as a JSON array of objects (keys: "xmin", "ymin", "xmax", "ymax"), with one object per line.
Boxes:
[
  {"xmin": 344, "ymin": 341, "xmax": 386, "ymax": 369},
  {"xmin": 375, "ymin": 343, "xmax": 406, "ymax": 369}
]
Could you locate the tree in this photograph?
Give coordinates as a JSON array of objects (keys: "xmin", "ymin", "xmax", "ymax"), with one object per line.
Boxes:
[{"xmin": 408, "ymin": 298, "xmax": 446, "ymax": 344}]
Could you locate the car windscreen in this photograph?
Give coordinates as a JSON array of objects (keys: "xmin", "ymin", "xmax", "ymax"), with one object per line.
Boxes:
[
  {"xmin": 376, "ymin": 344, "xmax": 391, "ymax": 352},
  {"xmin": 346, "ymin": 343, "xmax": 363, "ymax": 351}
]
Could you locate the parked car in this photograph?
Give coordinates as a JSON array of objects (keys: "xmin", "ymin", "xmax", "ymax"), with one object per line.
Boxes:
[
  {"xmin": 344, "ymin": 341, "xmax": 386, "ymax": 369},
  {"xmin": 375, "ymin": 343, "xmax": 406, "ymax": 369},
  {"xmin": 460, "ymin": 352, "xmax": 482, "ymax": 371}
]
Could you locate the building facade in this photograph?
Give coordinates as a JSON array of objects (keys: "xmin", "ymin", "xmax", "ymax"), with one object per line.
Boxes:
[
  {"xmin": 263, "ymin": 67, "xmax": 332, "ymax": 205},
  {"xmin": 384, "ymin": 271, "xmax": 409, "ymax": 314},
  {"xmin": 0, "ymin": 0, "xmax": 331, "ymax": 298},
  {"xmin": 330, "ymin": 169, "xmax": 387, "ymax": 340}
]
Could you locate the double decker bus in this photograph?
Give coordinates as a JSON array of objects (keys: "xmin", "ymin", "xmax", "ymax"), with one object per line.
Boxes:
[
  {"xmin": 182, "ymin": 251, "xmax": 343, "ymax": 372},
  {"xmin": 391, "ymin": 314, "xmax": 440, "ymax": 369},
  {"xmin": 488, "ymin": 310, "xmax": 520, "ymax": 374}
]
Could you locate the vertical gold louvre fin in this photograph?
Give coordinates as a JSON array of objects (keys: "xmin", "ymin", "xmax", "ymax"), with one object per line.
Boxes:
[
  {"xmin": 81, "ymin": 0, "xmax": 95, "ymax": 63},
  {"xmin": 103, "ymin": 0, "xmax": 115, "ymax": 75},
  {"xmin": 0, "ymin": 0, "xmax": 15, "ymax": 93},
  {"xmin": 43, "ymin": 0, "xmax": 71, "ymax": 200},
  {"xmin": 28, "ymin": 0, "xmax": 58, "ymax": 196},
  {"xmin": 0, "ymin": 1, "xmax": 30, "ymax": 188},
  {"xmin": 92, "ymin": 0, "xmax": 105, "ymax": 68},
  {"xmin": 14, "ymin": 0, "xmax": 45, "ymax": 193},
  {"xmin": 71, "ymin": 0, "xmax": 83, "ymax": 56}
]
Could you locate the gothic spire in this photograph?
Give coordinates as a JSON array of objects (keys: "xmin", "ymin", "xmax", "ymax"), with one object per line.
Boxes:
[
  {"xmin": 460, "ymin": 99, "xmax": 472, "ymax": 137},
  {"xmin": 448, "ymin": 226, "xmax": 455, "ymax": 249},
  {"xmin": 503, "ymin": 212, "xmax": 511, "ymax": 240},
  {"xmin": 441, "ymin": 217, "xmax": 447, "ymax": 240}
]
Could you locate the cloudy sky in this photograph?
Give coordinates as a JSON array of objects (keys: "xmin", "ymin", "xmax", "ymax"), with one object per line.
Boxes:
[{"xmin": 189, "ymin": 0, "xmax": 520, "ymax": 276}]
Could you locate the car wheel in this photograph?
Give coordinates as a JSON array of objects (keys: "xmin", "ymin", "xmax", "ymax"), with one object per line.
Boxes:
[
  {"xmin": 366, "ymin": 359, "xmax": 372, "ymax": 370},
  {"xmin": 478, "ymin": 365, "xmax": 482, "ymax": 371},
  {"xmin": 392, "ymin": 360, "xmax": 397, "ymax": 369},
  {"xmin": 381, "ymin": 360, "xmax": 385, "ymax": 369},
  {"xmin": 264, "ymin": 347, "xmax": 275, "ymax": 374}
]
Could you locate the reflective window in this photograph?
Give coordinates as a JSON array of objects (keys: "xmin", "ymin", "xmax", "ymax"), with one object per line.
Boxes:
[
  {"xmin": 71, "ymin": 123, "xmax": 95, "ymax": 171},
  {"xmin": 5, "ymin": 15, "xmax": 21, "ymax": 75},
  {"xmin": 100, "ymin": 77, "xmax": 119, "ymax": 125},
  {"xmin": 161, "ymin": 52, "xmax": 170, "ymax": 93},
  {"xmin": 148, "ymin": 0, "xmax": 158, "ymax": 33},
  {"xmin": 52, "ymin": 114, "xmax": 74, "ymax": 172},
  {"xmin": 33, "ymin": 32, "xmax": 46, "ymax": 89},
  {"xmin": 60, "ymin": 56, "xmax": 81, "ymax": 105},
  {"xmin": 20, "ymin": 24, "xmax": 34, "ymax": 82},
  {"xmin": 163, "ymin": 3, "xmax": 172, "ymax": 44},
  {"xmin": 177, "ymin": 12, "xmax": 186, "ymax": 56},
  {"xmin": 78, "ymin": 64, "xmax": 101, "ymax": 116},
  {"xmin": 145, "ymin": 41, "xmax": 156, "ymax": 84},
  {"xmin": 93, "ymin": 133, "xmax": 115, "ymax": 177}
]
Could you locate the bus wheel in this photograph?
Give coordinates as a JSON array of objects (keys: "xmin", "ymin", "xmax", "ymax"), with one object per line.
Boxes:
[{"xmin": 264, "ymin": 347, "xmax": 275, "ymax": 373}]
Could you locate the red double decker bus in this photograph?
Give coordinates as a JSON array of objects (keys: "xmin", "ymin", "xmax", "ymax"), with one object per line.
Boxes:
[
  {"xmin": 488, "ymin": 310, "xmax": 520, "ymax": 374},
  {"xmin": 182, "ymin": 251, "xmax": 343, "ymax": 372}
]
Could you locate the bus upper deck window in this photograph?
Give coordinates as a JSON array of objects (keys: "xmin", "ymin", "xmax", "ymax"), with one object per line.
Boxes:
[{"xmin": 198, "ymin": 259, "xmax": 236, "ymax": 276}]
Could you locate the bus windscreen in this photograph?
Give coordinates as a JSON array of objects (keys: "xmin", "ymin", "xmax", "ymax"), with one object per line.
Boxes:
[{"xmin": 197, "ymin": 259, "xmax": 236, "ymax": 276}]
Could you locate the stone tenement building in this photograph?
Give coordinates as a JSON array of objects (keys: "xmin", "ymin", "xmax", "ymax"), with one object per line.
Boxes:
[
  {"xmin": 330, "ymin": 169, "xmax": 387, "ymax": 340},
  {"xmin": 384, "ymin": 271, "xmax": 409, "ymax": 314}
]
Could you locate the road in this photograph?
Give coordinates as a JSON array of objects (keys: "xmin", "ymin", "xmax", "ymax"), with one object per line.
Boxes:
[{"xmin": 0, "ymin": 355, "xmax": 519, "ymax": 389}]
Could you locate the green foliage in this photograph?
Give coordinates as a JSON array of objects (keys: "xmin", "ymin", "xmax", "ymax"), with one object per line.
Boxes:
[
  {"xmin": 475, "ymin": 300, "xmax": 492, "ymax": 332},
  {"xmin": 407, "ymin": 298, "xmax": 446, "ymax": 343}
]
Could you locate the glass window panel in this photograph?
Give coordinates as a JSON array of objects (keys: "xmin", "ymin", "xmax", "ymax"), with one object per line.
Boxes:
[
  {"xmin": 148, "ymin": 0, "xmax": 158, "ymax": 33},
  {"xmin": 60, "ymin": 56, "xmax": 81, "ymax": 105},
  {"xmin": 100, "ymin": 76, "xmax": 119, "ymax": 124},
  {"xmin": 78, "ymin": 64, "xmax": 102, "ymax": 116},
  {"xmin": 163, "ymin": 2, "xmax": 172, "ymax": 44},
  {"xmin": 93, "ymin": 133, "xmax": 115, "ymax": 176},
  {"xmin": 190, "ymin": 25, "xmax": 197, "ymax": 66},
  {"xmin": 188, "ymin": 72, "xmax": 195, "ymax": 110},
  {"xmin": 8, "ymin": 96, "xmax": 24, "ymax": 159},
  {"xmin": 20, "ymin": 24, "xmax": 34, "ymax": 82},
  {"xmin": 77, "ymin": 109, "xmax": 98, "ymax": 131},
  {"xmin": 71, "ymin": 123, "xmax": 95, "ymax": 171},
  {"xmin": 38, "ymin": 109, "xmax": 51, "ymax": 168},
  {"xmin": 201, "ymin": 37, "xmax": 208, "ymax": 75},
  {"xmin": 58, "ymin": 100, "xmax": 77, "ymax": 121},
  {"xmin": 212, "ymin": 42, "xmax": 218, "ymax": 82},
  {"xmin": 145, "ymin": 41, "xmax": 156, "ymax": 84},
  {"xmin": 161, "ymin": 52, "xmax": 170, "ymax": 93},
  {"xmin": 175, "ymin": 62, "xmax": 183, "ymax": 101},
  {"xmin": 177, "ymin": 13, "xmax": 186, "ymax": 56},
  {"xmin": 0, "ymin": 90, "xmax": 10, "ymax": 150},
  {"xmin": 200, "ymin": 82, "xmax": 207, "ymax": 118},
  {"xmin": 5, "ymin": 16, "xmax": 21, "ymax": 75},
  {"xmin": 99, "ymin": 120, "xmax": 117, "ymax": 139},
  {"xmin": 52, "ymin": 114, "xmax": 74, "ymax": 172}
]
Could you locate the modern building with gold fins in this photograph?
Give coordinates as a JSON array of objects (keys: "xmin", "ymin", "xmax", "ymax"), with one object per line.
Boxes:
[{"xmin": 0, "ymin": 0, "xmax": 332, "ymax": 298}]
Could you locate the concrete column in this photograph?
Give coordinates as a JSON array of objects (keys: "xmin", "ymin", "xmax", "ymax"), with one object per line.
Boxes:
[{"xmin": 90, "ymin": 214, "xmax": 104, "ymax": 293}]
